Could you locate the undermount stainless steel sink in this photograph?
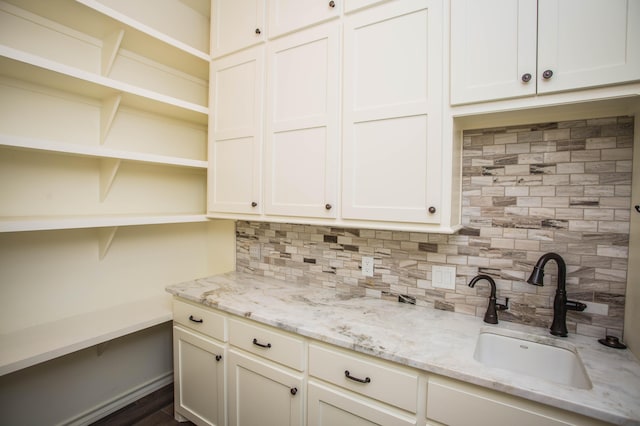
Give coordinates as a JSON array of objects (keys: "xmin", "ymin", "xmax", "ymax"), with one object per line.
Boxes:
[{"xmin": 474, "ymin": 329, "xmax": 592, "ymax": 389}]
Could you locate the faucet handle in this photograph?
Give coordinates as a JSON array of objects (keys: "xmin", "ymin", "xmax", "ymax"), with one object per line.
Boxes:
[
  {"xmin": 566, "ymin": 300, "xmax": 587, "ymax": 311},
  {"xmin": 496, "ymin": 297, "xmax": 509, "ymax": 311}
]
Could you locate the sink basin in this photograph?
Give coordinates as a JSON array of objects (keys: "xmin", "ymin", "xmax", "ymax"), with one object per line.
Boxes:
[{"xmin": 474, "ymin": 329, "xmax": 592, "ymax": 389}]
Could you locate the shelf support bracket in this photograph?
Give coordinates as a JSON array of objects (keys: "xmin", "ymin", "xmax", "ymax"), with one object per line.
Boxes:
[
  {"xmin": 101, "ymin": 94, "xmax": 121, "ymax": 145},
  {"xmin": 101, "ymin": 28, "xmax": 124, "ymax": 77},
  {"xmin": 99, "ymin": 158, "xmax": 121, "ymax": 202},
  {"xmin": 97, "ymin": 226, "xmax": 118, "ymax": 260}
]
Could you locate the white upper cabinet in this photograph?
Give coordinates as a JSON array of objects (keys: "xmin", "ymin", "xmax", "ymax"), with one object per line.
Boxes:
[
  {"xmin": 342, "ymin": 0, "xmax": 443, "ymax": 224},
  {"xmin": 264, "ymin": 22, "xmax": 340, "ymax": 219},
  {"xmin": 209, "ymin": 46, "xmax": 264, "ymax": 215},
  {"xmin": 537, "ymin": 0, "xmax": 640, "ymax": 94},
  {"xmin": 210, "ymin": 0, "xmax": 266, "ymax": 58},
  {"xmin": 450, "ymin": 0, "xmax": 640, "ymax": 105},
  {"xmin": 268, "ymin": 0, "xmax": 341, "ymax": 38}
]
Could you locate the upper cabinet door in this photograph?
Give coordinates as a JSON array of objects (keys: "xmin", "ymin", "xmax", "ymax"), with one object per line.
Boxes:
[
  {"xmin": 268, "ymin": 0, "xmax": 341, "ymax": 38},
  {"xmin": 264, "ymin": 22, "xmax": 340, "ymax": 219},
  {"xmin": 450, "ymin": 0, "xmax": 538, "ymax": 105},
  {"xmin": 208, "ymin": 46, "xmax": 264, "ymax": 215},
  {"xmin": 342, "ymin": 0, "xmax": 443, "ymax": 224},
  {"xmin": 211, "ymin": 0, "xmax": 266, "ymax": 58},
  {"xmin": 537, "ymin": 0, "xmax": 640, "ymax": 94}
]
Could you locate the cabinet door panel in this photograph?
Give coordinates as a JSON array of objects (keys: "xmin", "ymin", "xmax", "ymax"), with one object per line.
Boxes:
[
  {"xmin": 308, "ymin": 381, "xmax": 417, "ymax": 426},
  {"xmin": 268, "ymin": 0, "xmax": 340, "ymax": 38},
  {"xmin": 342, "ymin": 0, "xmax": 442, "ymax": 224},
  {"xmin": 228, "ymin": 349, "xmax": 304, "ymax": 426},
  {"xmin": 265, "ymin": 23, "xmax": 339, "ymax": 218},
  {"xmin": 211, "ymin": 0, "xmax": 265, "ymax": 57},
  {"xmin": 173, "ymin": 326, "xmax": 225, "ymax": 426},
  {"xmin": 450, "ymin": 0, "xmax": 538, "ymax": 104},
  {"xmin": 209, "ymin": 47, "xmax": 264, "ymax": 214},
  {"xmin": 537, "ymin": 0, "xmax": 640, "ymax": 93}
]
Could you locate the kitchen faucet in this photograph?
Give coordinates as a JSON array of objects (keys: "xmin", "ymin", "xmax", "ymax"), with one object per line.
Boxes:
[
  {"xmin": 527, "ymin": 253, "xmax": 587, "ymax": 337},
  {"xmin": 468, "ymin": 274, "xmax": 509, "ymax": 324}
]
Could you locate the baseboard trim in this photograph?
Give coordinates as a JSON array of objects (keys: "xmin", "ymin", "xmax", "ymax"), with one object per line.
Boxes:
[{"xmin": 60, "ymin": 371, "xmax": 174, "ymax": 426}]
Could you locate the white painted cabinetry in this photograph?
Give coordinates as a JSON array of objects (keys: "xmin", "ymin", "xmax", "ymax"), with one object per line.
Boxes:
[
  {"xmin": 342, "ymin": 0, "xmax": 443, "ymax": 224},
  {"xmin": 451, "ymin": 0, "xmax": 640, "ymax": 105},
  {"xmin": 264, "ymin": 22, "xmax": 340, "ymax": 219},
  {"xmin": 268, "ymin": 0, "xmax": 341, "ymax": 38},
  {"xmin": 210, "ymin": 0, "xmax": 265, "ymax": 58},
  {"xmin": 209, "ymin": 46, "xmax": 265, "ymax": 215}
]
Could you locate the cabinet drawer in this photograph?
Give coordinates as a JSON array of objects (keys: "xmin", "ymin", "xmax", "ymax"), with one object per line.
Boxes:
[
  {"xmin": 308, "ymin": 343, "xmax": 419, "ymax": 413},
  {"xmin": 228, "ymin": 319, "xmax": 305, "ymax": 371},
  {"xmin": 173, "ymin": 299, "xmax": 227, "ymax": 341}
]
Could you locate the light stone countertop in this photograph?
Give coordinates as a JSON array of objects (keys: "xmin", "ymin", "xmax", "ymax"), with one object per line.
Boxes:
[{"xmin": 166, "ymin": 271, "xmax": 640, "ymax": 425}]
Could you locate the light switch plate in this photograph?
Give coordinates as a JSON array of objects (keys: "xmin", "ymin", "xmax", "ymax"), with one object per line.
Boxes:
[
  {"xmin": 432, "ymin": 265, "xmax": 456, "ymax": 290},
  {"xmin": 362, "ymin": 256, "xmax": 374, "ymax": 277}
]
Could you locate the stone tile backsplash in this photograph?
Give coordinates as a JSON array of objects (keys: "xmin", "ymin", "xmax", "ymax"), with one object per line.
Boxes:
[{"xmin": 236, "ymin": 115, "xmax": 634, "ymax": 338}]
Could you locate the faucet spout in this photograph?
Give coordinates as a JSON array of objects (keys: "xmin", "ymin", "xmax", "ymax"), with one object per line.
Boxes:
[
  {"xmin": 527, "ymin": 253, "xmax": 586, "ymax": 337},
  {"xmin": 469, "ymin": 274, "xmax": 508, "ymax": 324}
]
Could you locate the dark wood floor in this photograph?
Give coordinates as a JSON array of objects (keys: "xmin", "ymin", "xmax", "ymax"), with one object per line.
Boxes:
[{"xmin": 90, "ymin": 383, "xmax": 195, "ymax": 426}]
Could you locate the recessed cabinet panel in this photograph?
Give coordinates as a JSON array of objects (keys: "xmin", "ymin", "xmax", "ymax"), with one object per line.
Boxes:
[
  {"xmin": 211, "ymin": 0, "xmax": 265, "ymax": 58},
  {"xmin": 265, "ymin": 23, "xmax": 339, "ymax": 218},
  {"xmin": 537, "ymin": 0, "xmax": 640, "ymax": 94},
  {"xmin": 450, "ymin": 0, "xmax": 538, "ymax": 104},
  {"xmin": 268, "ymin": 0, "xmax": 340, "ymax": 38},
  {"xmin": 342, "ymin": 0, "xmax": 442, "ymax": 224},
  {"xmin": 209, "ymin": 47, "xmax": 264, "ymax": 215}
]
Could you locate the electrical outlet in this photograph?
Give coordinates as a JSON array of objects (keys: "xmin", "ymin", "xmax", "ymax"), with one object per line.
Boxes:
[
  {"xmin": 250, "ymin": 244, "xmax": 261, "ymax": 259},
  {"xmin": 362, "ymin": 256, "xmax": 374, "ymax": 277},
  {"xmin": 432, "ymin": 265, "xmax": 456, "ymax": 290}
]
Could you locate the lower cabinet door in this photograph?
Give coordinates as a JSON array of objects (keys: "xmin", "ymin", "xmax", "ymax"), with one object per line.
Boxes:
[
  {"xmin": 173, "ymin": 325, "xmax": 226, "ymax": 426},
  {"xmin": 227, "ymin": 348, "xmax": 304, "ymax": 426},
  {"xmin": 308, "ymin": 380, "xmax": 417, "ymax": 426}
]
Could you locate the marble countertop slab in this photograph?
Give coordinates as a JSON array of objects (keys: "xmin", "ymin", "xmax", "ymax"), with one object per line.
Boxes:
[{"xmin": 166, "ymin": 271, "xmax": 640, "ymax": 425}]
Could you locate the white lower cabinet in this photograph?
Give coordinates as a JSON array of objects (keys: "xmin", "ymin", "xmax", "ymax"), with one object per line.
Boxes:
[
  {"xmin": 308, "ymin": 380, "xmax": 417, "ymax": 426},
  {"xmin": 173, "ymin": 326, "xmax": 226, "ymax": 426}
]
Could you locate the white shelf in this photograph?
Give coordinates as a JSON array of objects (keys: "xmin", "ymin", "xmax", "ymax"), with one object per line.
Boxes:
[
  {"xmin": 0, "ymin": 214, "xmax": 210, "ymax": 233},
  {"xmin": 3, "ymin": 0, "xmax": 209, "ymax": 76},
  {"xmin": 0, "ymin": 134, "xmax": 207, "ymax": 169},
  {"xmin": 0, "ymin": 295, "xmax": 173, "ymax": 376},
  {"xmin": 0, "ymin": 46, "xmax": 208, "ymax": 125}
]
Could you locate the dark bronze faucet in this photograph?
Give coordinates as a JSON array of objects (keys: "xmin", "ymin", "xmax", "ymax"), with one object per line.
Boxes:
[
  {"xmin": 527, "ymin": 253, "xmax": 587, "ymax": 337},
  {"xmin": 468, "ymin": 274, "xmax": 509, "ymax": 324}
]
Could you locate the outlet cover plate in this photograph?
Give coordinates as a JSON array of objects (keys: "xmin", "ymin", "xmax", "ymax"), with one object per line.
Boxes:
[
  {"xmin": 250, "ymin": 244, "xmax": 261, "ymax": 259},
  {"xmin": 362, "ymin": 256, "xmax": 374, "ymax": 277},
  {"xmin": 432, "ymin": 265, "xmax": 456, "ymax": 290}
]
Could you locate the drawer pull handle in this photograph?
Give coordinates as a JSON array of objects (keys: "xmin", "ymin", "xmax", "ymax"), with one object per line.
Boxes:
[
  {"xmin": 252, "ymin": 338, "xmax": 272, "ymax": 349},
  {"xmin": 189, "ymin": 315, "xmax": 203, "ymax": 323},
  {"xmin": 344, "ymin": 370, "xmax": 371, "ymax": 384},
  {"xmin": 215, "ymin": 355, "xmax": 222, "ymax": 362}
]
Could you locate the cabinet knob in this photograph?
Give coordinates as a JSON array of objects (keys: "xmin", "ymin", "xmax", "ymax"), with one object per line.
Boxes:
[
  {"xmin": 542, "ymin": 69, "xmax": 553, "ymax": 79},
  {"xmin": 329, "ymin": 0, "xmax": 335, "ymax": 7},
  {"xmin": 255, "ymin": 28, "xmax": 261, "ymax": 35},
  {"xmin": 428, "ymin": 206, "xmax": 436, "ymax": 214},
  {"xmin": 251, "ymin": 202, "xmax": 258, "ymax": 207},
  {"xmin": 215, "ymin": 354, "xmax": 222, "ymax": 362},
  {"xmin": 521, "ymin": 73, "xmax": 532, "ymax": 83},
  {"xmin": 290, "ymin": 387, "xmax": 298, "ymax": 395},
  {"xmin": 325, "ymin": 203, "xmax": 332, "ymax": 210}
]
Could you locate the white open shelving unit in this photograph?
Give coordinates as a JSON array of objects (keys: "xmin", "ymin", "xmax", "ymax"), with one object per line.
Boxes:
[{"xmin": 0, "ymin": 0, "xmax": 212, "ymax": 374}]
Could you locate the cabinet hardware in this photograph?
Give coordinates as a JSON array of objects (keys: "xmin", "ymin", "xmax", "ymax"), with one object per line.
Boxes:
[
  {"xmin": 521, "ymin": 73, "xmax": 532, "ymax": 82},
  {"xmin": 329, "ymin": 1, "xmax": 335, "ymax": 7},
  {"xmin": 542, "ymin": 69, "xmax": 553, "ymax": 79},
  {"xmin": 252, "ymin": 338, "xmax": 272, "ymax": 348},
  {"xmin": 251, "ymin": 201, "xmax": 258, "ymax": 207},
  {"xmin": 255, "ymin": 28, "xmax": 261, "ymax": 35},
  {"xmin": 325, "ymin": 203, "xmax": 332, "ymax": 210},
  {"xmin": 290, "ymin": 387, "xmax": 298, "ymax": 395},
  {"xmin": 344, "ymin": 370, "xmax": 371, "ymax": 384},
  {"xmin": 215, "ymin": 354, "xmax": 222, "ymax": 362},
  {"xmin": 635, "ymin": 205, "xmax": 639, "ymax": 213},
  {"xmin": 189, "ymin": 315, "xmax": 203, "ymax": 323},
  {"xmin": 428, "ymin": 206, "xmax": 436, "ymax": 214}
]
